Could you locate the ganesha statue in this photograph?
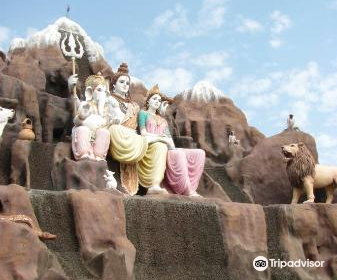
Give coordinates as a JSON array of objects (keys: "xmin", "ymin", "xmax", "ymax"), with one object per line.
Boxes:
[
  {"xmin": 138, "ymin": 85, "xmax": 205, "ymax": 196},
  {"xmin": 70, "ymin": 73, "xmax": 110, "ymax": 161}
]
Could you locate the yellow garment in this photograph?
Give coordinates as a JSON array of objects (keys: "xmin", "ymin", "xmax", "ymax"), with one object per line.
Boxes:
[
  {"xmin": 138, "ymin": 142, "xmax": 168, "ymax": 188},
  {"xmin": 120, "ymin": 163, "xmax": 139, "ymax": 195},
  {"xmin": 109, "ymin": 125, "xmax": 147, "ymax": 163}
]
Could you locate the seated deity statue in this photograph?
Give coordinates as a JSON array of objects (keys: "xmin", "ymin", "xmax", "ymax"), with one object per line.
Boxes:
[
  {"xmin": 138, "ymin": 85, "xmax": 205, "ymax": 196},
  {"xmin": 287, "ymin": 114, "xmax": 300, "ymax": 131},
  {"xmin": 70, "ymin": 73, "xmax": 110, "ymax": 161},
  {"xmin": 228, "ymin": 131, "xmax": 240, "ymax": 145},
  {"xmin": 287, "ymin": 114, "xmax": 294, "ymax": 129},
  {"xmin": 107, "ymin": 63, "xmax": 147, "ymax": 195}
]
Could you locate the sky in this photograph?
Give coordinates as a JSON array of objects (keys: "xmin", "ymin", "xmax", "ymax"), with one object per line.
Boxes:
[{"xmin": 1, "ymin": 0, "xmax": 337, "ymax": 164}]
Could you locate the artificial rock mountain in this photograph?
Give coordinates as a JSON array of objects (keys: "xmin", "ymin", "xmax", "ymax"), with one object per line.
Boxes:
[{"xmin": 0, "ymin": 17, "xmax": 336, "ymax": 280}]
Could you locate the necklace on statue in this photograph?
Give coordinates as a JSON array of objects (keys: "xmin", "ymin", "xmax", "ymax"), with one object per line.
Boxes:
[
  {"xmin": 111, "ymin": 93, "xmax": 129, "ymax": 114},
  {"xmin": 150, "ymin": 112, "xmax": 162, "ymax": 126}
]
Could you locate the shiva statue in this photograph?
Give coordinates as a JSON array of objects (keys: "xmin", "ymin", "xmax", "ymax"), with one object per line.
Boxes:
[{"xmin": 107, "ymin": 63, "xmax": 147, "ymax": 195}]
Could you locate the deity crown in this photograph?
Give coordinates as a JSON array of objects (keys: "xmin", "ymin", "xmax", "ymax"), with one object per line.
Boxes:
[
  {"xmin": 147, "ymin": 84, "xmax": 174, "ymax": 104},
  {"xmin": 147, "ymin": 84, "xmax": 161, "ymax": 95},
  {"xmin": 85, "ymin": 72, "xmax": 108, "ymax": 89},
  {"xmin": 112, "ymin": 62, "xmax": 130, "ymax": 85}
]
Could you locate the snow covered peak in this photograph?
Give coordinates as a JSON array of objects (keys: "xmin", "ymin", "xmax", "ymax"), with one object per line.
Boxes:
[
  {"xmin": 9, "ymin": 17, "xmax": 104, "ymax": 62},
  {"xmin": 180, "ymin": 81, "xmax": 224, "ymax": 102}
]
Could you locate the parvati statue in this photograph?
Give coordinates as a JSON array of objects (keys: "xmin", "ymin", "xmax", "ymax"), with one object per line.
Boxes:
[{"xmin": 138, "ymin": 85, "xmax": 205, "ymax": 196}]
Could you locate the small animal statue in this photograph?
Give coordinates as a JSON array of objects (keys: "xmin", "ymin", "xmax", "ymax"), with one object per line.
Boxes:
[
  {"xmin": 0, "ymin": 106, "xmax": 15, "ymax": 138},
  {"xmin": 103, "ymin": 170, "xmax": 117, "ymax": 190},
  {"xmin": 0, "ymin": 214, "xmax": 56, "ymax": 239}
]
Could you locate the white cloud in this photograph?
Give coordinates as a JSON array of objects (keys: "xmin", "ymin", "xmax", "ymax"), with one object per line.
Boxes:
[
  {"xmin": 318, "ymin": 73, "xmax": 337, "ymax": 112},
  {"xmin": 146, "ymin": 0, "xmax": 227, "ymax": 38},
  {"xmin": 316, "ymin": 133, "xmax": 337, "ymax": 164},
  {"xmin": 191, "ymin": 51, "xmax": 229, "ymax": 67},
  {"xmin": 289, "ymin": 101, "xmax": 311, "ymax": 128},
  {"xmin": 198, "ymin": 0, "xmax": 226, "ymax": 30},
  {"xmin": 247, "ymin": 93, "xmax": 279, "ymax": 108},
  {"xmin": 270, "ymin": 10, "xmax": 292, "ymax": 34},
  {"xmin": 0, "ymin": 26, "xmax": 11, "ymax": 51},
  {"xmin": 26, "ymin": 27, "xmax": 38, "ymax": 37},
  {"xmin": 103, "ymin": 36, "xmax": 135, "ymax": 69},
  {"xmin": 316, "ymin": 134, "xmax": 337, "ymax": 149},
  {"xmin": 143, "ymin": 67, "xmax": 193, "ymax": 94},
  {"xmin": 327, "ymin": 0, "xmax": 337, "ymax": 9},
  {"xmin": 237, "ymin": 19, "xmax": 263, "ymax": 33},
  {"xmin": 228, "ymin": 61, "xmax": 322, "ymax": 112},
  {"xmin": 204, "ymin": 67, "xmax": 232, "ymax": 85},
  {"xmin": 269, "ymin": 38, "xmax": 282, "ymax": 48},
  {"xmin": 268, "ymin": 10, "xmax": 291, "ymax": 49},
  {"xmin": 317, "ymin": 149, "xmax": 337, "ymax": 165},
  {"xmin": 229, "ymin": 77, "xmax": 272, "ymax": 97},
  {"xmin": 162, "ymin": 50, "xmax": 230, "ymax": 69},
  {"xmin": 279, "ymin": 61, "xmax": 319, "ymax": 98},
  {"xmin": 171, "ymin": 41, "xmax": 185, "ymax": 50}
]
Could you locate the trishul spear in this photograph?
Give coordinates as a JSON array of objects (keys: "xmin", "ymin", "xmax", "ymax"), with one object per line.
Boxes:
[{"xmin": 60, "ymin": 31, "xmax": 84, "ymax": 115}]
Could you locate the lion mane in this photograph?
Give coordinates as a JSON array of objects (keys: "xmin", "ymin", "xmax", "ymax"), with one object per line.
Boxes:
[{"xmin": 286, "ymin": 144, "xmax": 316, "ymax": 188}]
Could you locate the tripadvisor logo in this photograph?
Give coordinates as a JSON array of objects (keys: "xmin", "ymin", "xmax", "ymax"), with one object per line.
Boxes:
[
  {"xmin": 253, "ymin": 256, "xmax": 325, "ymax": 271},
  {"xmin": 253, "ymin": 256, "xmax": 268, "ymax": 271}
]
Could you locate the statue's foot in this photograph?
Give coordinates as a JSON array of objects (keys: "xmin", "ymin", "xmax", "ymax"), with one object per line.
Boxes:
[
  {"xmin": 303, "ymin": 199, "xmax": 315, "ymax": 204},
  {"xmin": 147, "ymin": 185, "xmax": 169, "ymax": 195},
  {"xmin": 88, "ymin": 154, "xmax": 96, "ymax": 160},
  {"xmin": 79, "ymin": 153, "xmax": 91, "ymax": 160},
  {"xmin": 189, "ymin": 192, "xmax": 202, "ymax": 197},
  {"xmin": 95, "ymin": 156, "xmax": 106, "ymax": 162}
]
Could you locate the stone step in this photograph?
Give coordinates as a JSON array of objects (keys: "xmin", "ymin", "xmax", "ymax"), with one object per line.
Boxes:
[
  {"xmin": 30, "ymin": 190, "xmax": 262, "ymax": 280},
  {"xmin": 124, "ymin": 196, "xmax": 229, "ymax": 280},
  {"xmin": 30, "ymin": 190, "xmax": 97, "ymax": 280}
]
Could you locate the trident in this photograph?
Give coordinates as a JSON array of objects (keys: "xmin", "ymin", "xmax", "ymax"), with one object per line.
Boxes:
[{"xmin": 60, "ymin": 31, "xmax": 84, "ymax": 115}]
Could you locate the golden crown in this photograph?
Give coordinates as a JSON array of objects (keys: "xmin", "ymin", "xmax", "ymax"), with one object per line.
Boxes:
[{"xmin": 85, "ymin": 72, "xmax": 108, "ymax": 89}]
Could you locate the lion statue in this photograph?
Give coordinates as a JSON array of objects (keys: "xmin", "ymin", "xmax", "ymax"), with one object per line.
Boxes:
[{"xmin": 281, "ymin": 142, "xmax": 337, "ymax": 204}]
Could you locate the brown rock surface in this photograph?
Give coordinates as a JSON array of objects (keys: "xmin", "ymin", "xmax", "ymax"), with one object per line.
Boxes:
[
  {"xmin": 129, "ymin": 80, "xmax": 148, "ymax": 106},
  {"xmin": 53, "ymin": 158, "xmax": 109, "ymax": 190},
  {"xmin": 240, "ymin": 130, "xmax": 318, "ymax": 205},
  {"xmin": 264, "ymin": 204, "xmax": 337, "ymax": 280},
  {"xmin": 0, "ymin": 73, "xmax": 42, "ymax": 141},
  {"xmin": 0, "ymin": 184, "xmax": 66, "ymax": 279},
  {"xmin": 169, "ymin": 95, "xmax": 265, "ymax": 164},
  {"xmin": 0, "ymin": 184, "xmax": 39, "ymax": 223},
  {"xmin": 10, "ymin": 139, "xmax": 32, "ymax": 189},
  {"xmin": 69, "ymin": 189, "xmax": 136, "ymax": 280},
  {"xmin": 217, "ymin": 202, "xmax": 269, "ymax": 280},
  {"xmin": 125, "ymin": 195, "xmax": 268, "ymax": 280},
  {"xmin": 197, "ymin": 170, "xmax": 232, "ymax": 201}
]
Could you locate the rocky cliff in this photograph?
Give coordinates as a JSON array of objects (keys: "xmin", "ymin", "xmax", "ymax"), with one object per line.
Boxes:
[{"xmin": 0, "ymin": 17, "xmax": 335, "ymax": 280}]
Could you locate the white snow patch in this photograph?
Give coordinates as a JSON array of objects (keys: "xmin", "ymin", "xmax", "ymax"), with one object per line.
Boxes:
[
  {"xmin": 180, "ymin": 80, "xmax": 225, "ymax": 102},
  {"xmin": 8, "ymin": 38, "xmax": 26, "ymax": 50},
  {"xmin": 8, "ymin": 17, "xmax": 104, "ymax": 62}
]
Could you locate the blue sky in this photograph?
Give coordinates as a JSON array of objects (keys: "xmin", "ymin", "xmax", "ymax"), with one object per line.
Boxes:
[{"xmin": 2, "ymin": 0, "xmax": 337, "ymax": 164}]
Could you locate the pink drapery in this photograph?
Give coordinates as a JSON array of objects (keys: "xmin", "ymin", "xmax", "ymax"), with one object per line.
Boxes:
[
  {"xmin": 72, "ymin": 126, "xmax": 110, "ymax": 160},
  {"xmin": 164, "ymin": 148, "xmax": 205, "ymax": 195}
]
